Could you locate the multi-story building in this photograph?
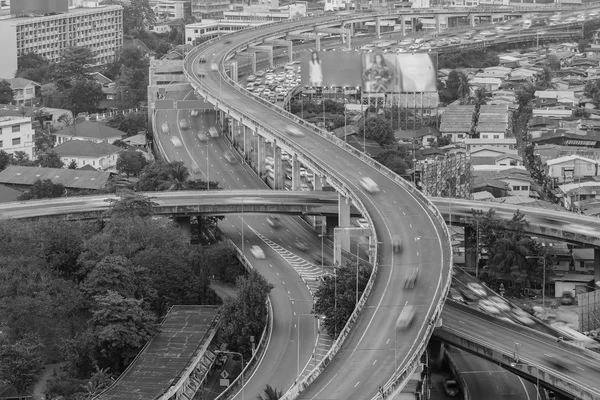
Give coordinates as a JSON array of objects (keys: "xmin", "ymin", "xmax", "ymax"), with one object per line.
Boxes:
[
  {"xmin": 0, "ymin": 116, "xmax": 35, "ymax": 159},
  {"xmin": 150, "ymin": 0, "xmax": 192, "ymax": 21},
  {"xmin": 0, "ymin": 4, "xmax": 123, "ymax": 79},
  {"xmin": 191, "ymin": 0, "xmax": 230, "ymax": 20}
]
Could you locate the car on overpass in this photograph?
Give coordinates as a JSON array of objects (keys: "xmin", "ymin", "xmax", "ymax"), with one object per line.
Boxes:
[
  {"xmin": 179, "ymin": 119, "xmax": 189, "ymax": 129},
  {"xmin": 170, "ymin": 136, "xmax": 182, "ymax": 148},
  {"xmin": 392, "ymin": 235, "xmax": 402, "ymax": 253},
  {"xmin": 250, "ymin": 245, "xmax": 266, "ymax": 259},
  {"xmin": 224, "ymin": 151, "xmax": 236, "ymax": 163},
  {"xmin": 360, "ymin": 177, "xmax": 380, "ymax": 194},
  {"xmin": 197, "ymin": 132, "xmax": 208, "ymax": 142},
  {"xmin": 161, "ymin": 122, "xmax": 169, "ymax": 134},
  {"xmin": 286, "ymin": 125, "xmax": 304, "ymax": 137},
  {"xmin": 191, "ymin": 109, "xmax": 199, "ymax": 117},
  {"xmin": 266, "ymin": 216, "xmax": 281, "ymax": 228},
  {"xmin": 396, "ymin": 305, "xmax": 416, "ymax": 330},
  {"xmin": 404, "ymin": 268, "xmax": 419, "ymax": 289}
]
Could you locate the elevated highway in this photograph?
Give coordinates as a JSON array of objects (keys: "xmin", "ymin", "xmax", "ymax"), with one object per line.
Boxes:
[{"xmin": 189, "ymin": 11, "xmax": 454, "ymax": 400}]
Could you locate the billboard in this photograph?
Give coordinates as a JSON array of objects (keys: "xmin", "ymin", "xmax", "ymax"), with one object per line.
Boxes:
[
  {"xmin": 301, "ymin": 50, "xmax": 438, "ymax": 93},
  {"xmin": 11, "ymin": 0, "xmax": 68, "ymax": 15}
]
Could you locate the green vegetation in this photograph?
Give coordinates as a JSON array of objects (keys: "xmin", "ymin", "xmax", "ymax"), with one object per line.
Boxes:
[{"xmin": 438, "ymin": 48, "xmax": 500, "ymax": 69}]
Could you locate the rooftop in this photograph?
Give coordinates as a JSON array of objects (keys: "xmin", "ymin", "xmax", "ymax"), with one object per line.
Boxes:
[
  {"xmin": 55, "ymin": 121, "xmax": 125, "ymax": 140},
  {"xmin": 53, "ymin": 140, "xmax": 123, "ymax": 158},
  {"xmin": 546, "ymin": 154, "xmax": 597, "ymax": 166},
  {"xmin": 97, "ymin": 306, "xmax": 219, "ymax": 400},
  {"xmin": 0, "ymin": 4, "xmax": 123, "ymax": 26},
  {"xmin": 439, "ymin": 105, "xmax": 475, "ymax": 134},
  {"xmin": 0, "ymin": 166, "xmax": 113, "ymax": 190}
]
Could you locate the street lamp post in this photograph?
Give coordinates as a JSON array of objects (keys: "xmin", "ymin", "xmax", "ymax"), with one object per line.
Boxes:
[
  {"xmin": 215, "ymin": 351, "xmax": 245, "ymax": 400},
  {"xmin": 447, "ymin": 182, "xmax": 453, "ymax": 229},
  {"xmin": 205, "ymin": 143, "xmax": 210, "ymax": 191},
  {"xmin": 526, "ymin": 255, "xmax": 546, "ymax": 308},
  {"xmin": 297, "ymin": 313, "xmax": 318, "ymax": 382},
  {"xmin": 460, "ymin": 217, "xmax": 480, "ymax": 278},
  {"xmin": 240, "ymin": 198, "xmax": 245, "ymax": 253}
]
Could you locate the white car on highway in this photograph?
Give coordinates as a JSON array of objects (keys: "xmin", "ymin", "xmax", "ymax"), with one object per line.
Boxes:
[
  {"xmin": 170, "ymin": 136, "xmax": 182, "ymax": 148},
  {"xmin": 286, "ymin": 125, "xmax": 304, "ymax": 137},
  {"xmin": 360, "ymin": 177, "xmax": 380, "ymax": 194},
  {"xmin": 250, "ymin": 245, "xmax": 266, "ymax": 259},
  {"xmin": 396, "ymin": 305, "xmax": 416, "ymax": 330},
  {"xmin": 488, "ymin": 296, "xmax": 510, "ymax": 312},
  {"xmin": 478, "ymin": 299, "xmax": 500, "ymax": 315}
]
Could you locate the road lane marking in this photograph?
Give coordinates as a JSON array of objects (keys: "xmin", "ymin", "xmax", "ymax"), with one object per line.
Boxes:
[
  {"xmin": 354, "ymin": 382, "xmax": 360, "ymax": 388},
  {"xmin": 386, "ymin": 339, "xmax": 390, "ymax": 344},
  {"xmin": 373, "ymin": 360, "xmax": 377, "ymax": 365}
]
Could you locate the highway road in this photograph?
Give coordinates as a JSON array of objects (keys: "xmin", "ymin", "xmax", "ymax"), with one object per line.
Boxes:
[
  {"xmin": 184, "ymin": 14, "xmax": 451, "ymax": 400},
  {"xmin": 445, "ymin": 346, "xmax": 539, "ymax": 400},
  {"xmin": 441, "ymin": 304, "xmax": 600, "ymax": 396}
]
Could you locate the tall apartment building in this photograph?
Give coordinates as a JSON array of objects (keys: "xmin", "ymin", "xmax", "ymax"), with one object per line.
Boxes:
[
  {"xmin": 191, "ymin": 0, "xmax": 230, "ymax": 19},
  {"xmin": 150, "ymin": 0, "xmax": 192, "ymax": 21},
  {"xmin": 0, "ymin": 4, "xmax": 123, "ymax": 79},
  {"xmin": 0, "ymin": 116, "xmax": 35, "ymax": 159}
]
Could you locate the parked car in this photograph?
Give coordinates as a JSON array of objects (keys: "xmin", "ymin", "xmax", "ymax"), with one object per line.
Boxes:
[
  {"xmin": 561, "ymin": 291, "xmax": 575, "ymax": 305},
  {"xmin": 191, "ymin": 109, "xmax": 199, "ymax": 117},
  {"xmin": 295, "ymin": 239, "xmax": 309, "ymax": 252},
  {"xmin": 250, "ymin": 245, "xmax": 265, "ymax": 259},
  {"xmin": 286, "ymin": 125, "xmax": 304, "ymax": 137}
]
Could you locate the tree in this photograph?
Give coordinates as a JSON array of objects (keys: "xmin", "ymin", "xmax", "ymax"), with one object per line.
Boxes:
[
  {"xmin": 106, "ymin": 111, "xmax": 148, "ymax": 136},
  {"xmin": 82, "ymin": 256, "xmax": 140, "ymax": 299},
  {"xmin": 61, "ymin": 79, "xmax": 104, "ymax": 115},
  {"xmin": 375, "ymin": 149, "xmax": 413, "ymax": 176},
  {"xmin": 0, "ymin": 150, "xmax": 10, "ymax": 171},
  {"xmin": 361, "ymin": 115, "xmax": 395, "ymax": 146},
  {"xmin": 314, "ymin": 260, "xmax": 371, "ymax": 339},
  {"xmin": 446, "ymin": 70, "xmax": 471, "ymax": 102},
  {"xmin": 105, "ymin": 191, "xmax": 158, "ymax": 218},
  {"xmin": 136, "ymin": 161, "xmax": 207, "ymax": 191},
  {"xmin": 436, "ymin": 136, "xmax": 452, "ymax": 147},
  {"xmin": 535, "ymin": 67, "xmax": 556, "ymax": 90},
  {"xmin": 40, "ymin": 221, "xmax": 85, "ymax": 279},
  {"xmin": 10, "ymin": 151, "xmax": 37, "ymax": 167},
  {"xmin": 90, "ymin": 290, "xmax": 158, "ymax": 372},
  {"xmin": 578, "ymin": 39, "xmax": 591, "ymax": 53},
  {"xmin": 68, "ymin": 160, "xmax": 78, "ymax": 169},
  {"xmin": 103, "ymin": 0, "xmax": 156, "ymax": 34},
  {"xmin": 16, "ymin": 53, "xmax": 50, "ymax": 84},
  {"xmin": 0, "ymin": 80, "xmax": 14, "ymax": 104},
  {"xmin": 116, "ymin": 149, "xmax": 147, "ymax": 177},
  {"xmin": 515, "ymin": 81, "xmax": 536, "ymax": 107},
  {"xmin": 18, "ymin": 179, "xmax": 65, "ymax": 200},
  {"xmin": 584, "ymin": 79, "xmax": 600, "ymax": 108},
  {"xmin": 573, "ymin": 107, "xmax": 590, "ymax": 119},
  {"xmin": 543, "ymin": 54, "xmax": 561, "ymax": 71},
  {"xmin": 470, "ymin": 87, "xmax": 489, "ymax": 109},
  {"xmin": 257, "ymin": 385, "xmax": 283, "ymax": 400},
  {"xmin": 0, "ymin": 335, "xmax": 44, "ymax": 397},
  {"xmin": 37, "ymin": 150, "xmax": 64, "ymax": 169},
  {"xmin": 40, "ymin": 83, "xmax": 64, "ymax": 109},
  {"xmin": 219, "ymin": 270, "xmax": 273, "ymax": 359},
  {"xmin": 47, "ymin": 47, "xmax": 94, "ymax": 90}
]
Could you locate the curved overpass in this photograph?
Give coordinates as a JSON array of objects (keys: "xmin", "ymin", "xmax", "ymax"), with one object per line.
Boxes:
[{"xmin": 183, "ymin": 13, "xmax": 452, "ymax": 400}]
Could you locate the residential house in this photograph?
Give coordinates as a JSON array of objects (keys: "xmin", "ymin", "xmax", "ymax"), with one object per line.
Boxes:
[
  {"xmin": 469, "ymin": 145, "xmax": 518, "ymax": 158},
  {"xmin": 439, "ymin": 105, "xmax": 475, "ymax": 142},
  {"xmin": 0, "ymin": 115, "xmax": 35, "ymax": 159},
  {"xmin": 472, "ymin": 168, "xmax": 534, "ymax": 198},
  {"xmin": 557, "ymin": 181, "xmax": 600, "ymax": 211},
  {"xmin": 0, "ymin": 105, "xmax": 73, "ymax": 129},
  {"xmin": 476, "ymin": 104, "xmax": 510, "ymax": 140},
  {"xmin": 6, "ymin": 78, "xmax": 40, "ymax": 105},
  {"xmin": 534, "ymin": 144, "xmax": 600, "ymax": 164},
  {"xmin": 53, "ymin": 140, "xmax": 123, "ymax": 170},
  {"xmin": 471, "ymin": 153, "xmax": 523, "ymax": 167},
  {"xmin": 510, "ymin": 68, "xmax": 539, "ymax": 80},
  {"xmin": 531, "ymin": 129, "xmax": 600, "ymax": 147},
  {"xmin": 545, "ymin": 155, "xmax": 598, "ymax": 184},
  {"xmin": 54, "ymin": 121, "xmax": 125, "ymax": 146},
  {"xmin": 464, "ymin": 138, "xmax": 517, "ymax": 152},
  {"xmin": 477, "ymin": 66, "xmax": 512, "ymax": 80},
  {"xmin": 469, "ymin": 77, "xmax": 502, "ymax": 91},
  {"xmin": 531, "ymin": 108, "xmax": 573, "ymax": 118},
  {"xmin": 534, "ymin": 91, "xmax": 578, "ymax": 107},
  {"xmin": 553, "ymin": 274, "xmax": 595, "ymax": 298},
  {"xmin": 0, "ymin": 165, "xmax": 113, "ymax": 192},
  {"xmin": 90, "ymin": 72, "xmax": 118, "ymax": 109}
]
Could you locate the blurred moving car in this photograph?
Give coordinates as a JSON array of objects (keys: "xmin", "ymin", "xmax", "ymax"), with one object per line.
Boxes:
[
  {"xmin": 467, "ymin": 282, "xmax": 487, "ymax": 297},
  {"xmin": 396, "ymin": 305, "xmax": 416, "ymax": 330},
  {"xmin": 404, "ymin": 268, "xmax": 419, "ymax": 289},
  {"xmin": 179, "ymin": 119, "xmax": 189, "ymax": 129},
  {"xmin": 266, "ymin": 216, "xmax": 281, "ymax": 228},
  {"xmin": 488, "ymin": 296, "xmax": 510, "ymax": 312},
  {"xmin": 191, "ymin": 109, "xmax": 199, "ymax": 117},
  {"xmin": 392, "ymin": 235, "xmax": 402, "ymax": 253},
  {"xmin": 197, "ymin": 132, "xmax": 209, "ymax": 142},
  {"xmin": 449, "ymin": 288, "xmax": 465, "ymax": 303},
  {"xmin": 300, "ymin": 183, "xmax": 311, "ymax": 191},
  {"xmin": 443, "ymin": 379, "xmax": 460, "ymax": 397},
  {"xmin": 312, "ymin": 251, "xmax": 328, "ymax": 265},
  {"xmin": 286, "ymin": 125, "xmax": 304, "ymax": 137},
  {"xmin": 224, "ymin": 151, "xmax": 236, "ymax": 163},
  {"xmin": 250, "ymin": 245, "xmax": 265, "ymax": 259},
  {"xmin": 170, "ymin": 136, "xmax": 182, "ymax": 148},
  {"xmin": 560, "ymin": 291, "xmax": 575, "ymax": 305},
  {"xmin": 161, "ymin": 122, "xmax": 169, "ymax": 134},
  {"xmin": 511, "ymin": 308, "xmax": 535, "ymax": 326},
  {"xmin": 295, "ymin": 239, "xmax": 309, "ymax": 252},
  {"xmin": 478, "ymin": 299, "xmax": 500, "ymax": 315},
  {"xmin": 360, "ymin": 177, "xmax": 380, "ymax": 194}
]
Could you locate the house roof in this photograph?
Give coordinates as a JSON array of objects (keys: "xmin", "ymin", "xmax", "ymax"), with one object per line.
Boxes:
[
  {"xmin": 90, "ymin": 72, "xmax": 113, "ymax": 86},
  {"xmin": 7, "ymin": 77, "xmax": 40, "ymax": 90},
  {"xmin": 473, "ymin": 168, "xmax": 533, "ymax": 190},
  {"xmin": 472, "ymin": 190, "xmax": 495, "ymax": 200},
  {"xmin": 0, "ymin": 166, "xmax": 112, "ymax": 190},
  {"xmin": 0, "ymin": 184, "xmax": 21, "ymax": 203},
  {"xmin": 546, "ymin": 154, "xmax": 597, "ymax": 166},
  {"xmin": 54, "ymin": 140, "xmax": 123, "ymax": 158},
  {"xmin": 439, "ymin": 105, "xmax": 475, "ymax": 134},
  {"xmin": 54, "ymin": 121, "xmax": 125, "ymax": 140},
  {"xmin": 469, "ymin": 145, "xmax": 518, "ymax": 156}
]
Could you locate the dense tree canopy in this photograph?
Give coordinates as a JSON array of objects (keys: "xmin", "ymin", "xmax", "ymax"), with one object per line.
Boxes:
[
  {"xmin": 117, "ymin": 149, "xmax": 147, "ymax": 177},
  {"xmin": 0, "ymin": 80, "xmax": 14, "ymax": 104},
  {"xmin": 360, "ymin": 115, "xmax": 395, "ymax": 146},
  {"xmin": 375, "ymin": 148, "xmax": 413, "ymax": 176},
  {"xmin": 18, "ymin": 179, "xmax": 65, "ymax": 200}
]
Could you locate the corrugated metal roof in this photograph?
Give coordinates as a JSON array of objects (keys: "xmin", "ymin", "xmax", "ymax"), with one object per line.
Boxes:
[{"xmin": 0, "ymin": 166, "xmax": 113, "ymax": 190}]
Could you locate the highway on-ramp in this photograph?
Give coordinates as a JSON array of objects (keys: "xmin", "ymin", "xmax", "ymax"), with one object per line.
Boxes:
[{"xmin": 184, "ymin": 14, "xmax": 451, "ymax": 400}]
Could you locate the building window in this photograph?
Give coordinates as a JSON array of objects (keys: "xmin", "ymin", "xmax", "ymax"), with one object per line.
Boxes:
[
  {"xmin": 512, "ymin": 186, "xmax": 519, "ymax": 191},
  {"xmin": 12, "ymin": 125, "xmax": 20, "ymax": 133},
  {"xmin": 493, "ymin": 135, "xmax": 500, "ymax": 139},
  {"xmin": 12, "ymin": 138, "xmax": 20, "ymax": 146},
  {"xmin": 0, "ymin": 140, "xmax": 2, "ymax": 148},
  {"xmin": 482, "ymin": 134, "xmax": 488, "ymax": 138}
]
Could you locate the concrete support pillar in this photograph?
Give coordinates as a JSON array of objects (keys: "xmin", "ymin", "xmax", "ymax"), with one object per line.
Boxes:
[
  {"xmin": 315, "ymin": 37, "xmax": 321, "ymax": 51},
  {"xmin": 313, "ymin": 173, "xmax": 323, "ymax": 191},
  {"xmin": 243, "ymin": 126, "xmax": 251, "ymax": 161},
  {"xmin": 346, "ymin": 29, "xmax": 352, "ymax": 50},
  {"xmin": 338, "ymin": 193, "xmax": 351, "ymax": 252},
  {"xmin": 257, "ymin": 135, "xmax": 266, "ymax": 178},
  {"xmin": 268, "ymin": 49, "xmax": 274, "ymax": 69},
  {"xmin": 401, "ymin": 18, "xmax": 405, "ymax": 36},
  {"xmin": 436, "ymin": 15, "xmax": 441, "ymax": 33},
  {"xmin": 291, "ymin": 154, "xmax": 301, "ymax": 190},
  {"xmin": 469, "ymin": 14, "xmax": 476, "ymax": 27},
  {"xmin": 175, "ymin": 216, "xmax": 192, "ymax": 241},
  {"xmin": 595, "ymin": 248, "xmax": 600, "ymax": 284},
  {"xmin": 230, "ymin": 61, "xmax": 238, "ymax": 83},
  {"xmin": 251, "ymin": 52, "xmax": 257, "ymax": 74},
  {"xmin": 273, "ymin": 142, "xmax": 283, "ymax": 190},
  {"xmin": 464, "ymin": 225, "xmax": 478, "ymax": 274},
  {"xmin": 375, "ymin": 17, "xmax": 381, "ymax": 38},
  {"xmin": 288, "ymin": 42, "xmax": 293, "ymax": 63}
]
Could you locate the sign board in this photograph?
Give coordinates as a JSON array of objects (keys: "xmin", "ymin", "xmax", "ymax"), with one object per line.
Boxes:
[
  {"xmin": 220, "ymin": 370, "xmax": 229, "ymax": 380},
  {"xmin": 155, "ymin": 99, "xmax": 174, "ymax": 110},
  {"xmin": 177, "ymin": 100, "xmax": 214, "ymax": 110},
  {"xmin": 220, "ymin": 379, "xmax": 230, "ymax": 387}
]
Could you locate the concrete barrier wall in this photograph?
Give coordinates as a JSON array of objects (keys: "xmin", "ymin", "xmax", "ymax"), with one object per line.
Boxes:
[{"xmin": 443, "ymin": 348, "xmax": 471, "ymax": 400}]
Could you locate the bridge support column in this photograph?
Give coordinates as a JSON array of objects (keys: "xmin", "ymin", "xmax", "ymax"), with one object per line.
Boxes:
[
  {"xmin": 375, "ymin": 17, "xmax": 381, "ymax": 38},
  {"xmin": 268, "ymin": 49, "xmax": 274, "ymax": 69},
  {"xmin": 338, "ymin": 193, "xmax": 351, "ymax": 252},
  {"xmin": 229, "ymin": 61, "xmax": 238, "ymax": 83},
  {"xmin": 251, "ymin": 52, "xmax": 257, "ymax": 75},
  {"xmin": 291, "ymin": 154, "xmax": 301, "ymax": 190},
  {"xmin": 346, "ymin": 29, "xmax": 352, "ymax": 50},
  {"xmin": 595, "ymin": 248, "xmax": 600, "ymax": 284},
  {"xmin": 315, "ymin": 36, "xmax": 321, "ymax": 51},
  {"xmin": 469, "ymin": 14, "xmax": 476, "ymax": 27},
  {"xmin": 257, "ymin": 136, "xmax": 266, "ymax": 178},
  {"xmin": 313, "ymin": 173, "xmax": 323, "ymax": 191},
  {"xmin": 436, "ymin": 15, "xmax": 441, "ymax": 33},
  {"xmin": 288, "ymin": 42, "xmax": 293, "ymax": 63},
  {"xmin": 274, "ymin": 142, "xmax": 283, "ymax": 190},
  {"xmin": 175, "ymin": 216, "xmax": 192, "ymax": 241},
  {"xmin": 400, "ymin": 18, "xmax": 405, "ymax": 36},
  {"xmin": 243, "ymin": 126, "xmax": 252, "ymax": 161}
]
